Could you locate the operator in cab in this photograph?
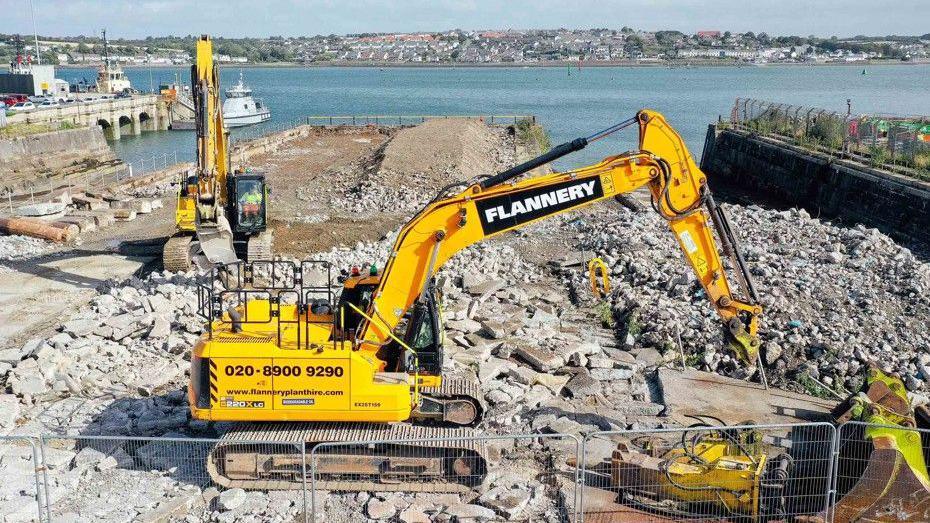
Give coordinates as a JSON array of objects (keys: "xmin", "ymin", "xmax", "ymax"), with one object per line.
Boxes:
[{"xmin": 239, "ymin": 183, "xmax": 263, "ymax": 226}]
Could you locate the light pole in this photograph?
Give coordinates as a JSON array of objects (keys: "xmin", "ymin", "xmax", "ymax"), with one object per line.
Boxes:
[{"xmin": 29, "ymin": 0, "xmax": 41, "ymax": 65}]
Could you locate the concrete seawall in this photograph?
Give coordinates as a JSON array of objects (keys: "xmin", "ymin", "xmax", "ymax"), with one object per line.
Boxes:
[
  {"xmin": 701, "ymin": 125, "xmax": 930, "ymax": 248},
  {"xmin": 0, "ymin": 127, "xmax": 121, "ymax": 195},
  {"xmin": 0, "ymin": 126, "xmax": 111, "ymax": 162}
]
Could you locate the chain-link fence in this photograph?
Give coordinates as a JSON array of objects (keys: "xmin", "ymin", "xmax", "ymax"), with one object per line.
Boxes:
[
  {"xmin": 730, "ymin": 98, "xmax": 930, "ymax": 182},
  {"xmin": 578, "ymin": 423, "xmax": 836, "ymax": 522},
  {"xmin": 309, "ymin": 432, "xmax": 580, "ymax": 522},
  {"xmin": 37, "ymin": 435, "xmax": 308, "ymax": 523},
  {"xmin": 0, "ymin": 436, "xmax": 45, "ymax": 523}
]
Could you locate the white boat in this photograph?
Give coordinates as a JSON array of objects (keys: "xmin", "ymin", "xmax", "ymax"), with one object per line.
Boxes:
[
  {"xmin": 95, "ymin": 30, "xmax": 132, "ymax": 94},
  {"xmin": 222, "ymin": 72, "xmax": 270, "ymax": 128}
]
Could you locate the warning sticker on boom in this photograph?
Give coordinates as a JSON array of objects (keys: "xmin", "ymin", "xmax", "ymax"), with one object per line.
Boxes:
[{"xmin": 678, "ymin": 231, "xmax": 699, "ymax": 254}]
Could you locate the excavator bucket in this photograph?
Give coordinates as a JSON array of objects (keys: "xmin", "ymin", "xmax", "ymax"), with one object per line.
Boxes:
[
  {"xmin": 195, "ymin": 214, "xmax": 237, "ymax": 269},
  {"xmin": 829, "ymin": 435, "xmax": 930, "ymax": 522},
  {"xmin": 818, "ymin": 367, "xmax": 930, "ymax": 522}
]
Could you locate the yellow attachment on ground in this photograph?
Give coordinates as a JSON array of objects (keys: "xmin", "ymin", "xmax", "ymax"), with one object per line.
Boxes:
[
  {"xmin": 662, "ymin": 442, "xmax": 766, "ymax": 515},
  {"xmin": 588, "ymin": 257, "xmax": 611, "ymax": 299},
  {"xmin": 613, "ymin": 431, "xmax": 768, "ymax": 516}
]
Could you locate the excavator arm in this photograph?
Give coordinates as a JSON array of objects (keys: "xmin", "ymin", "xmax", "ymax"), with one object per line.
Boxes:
[
  {"xmin": 358, "ymin": 110, "xmax": 762, "ymax": 365},
  {"xmin": 189, "ymin": 35, "xmax": 237, "ymax": 266}
]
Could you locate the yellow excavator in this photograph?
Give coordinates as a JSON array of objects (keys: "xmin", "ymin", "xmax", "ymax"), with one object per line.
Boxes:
[
  {"xmin": 163, "ymin": 35, "xmax": 272, "ymax": 271},
  {"xmin": 187, "ymin": 110, "xmax": 762, "ymax": 491}
]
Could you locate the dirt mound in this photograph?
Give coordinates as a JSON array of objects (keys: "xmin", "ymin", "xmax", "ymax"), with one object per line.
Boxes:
[{"xmin": 377, "ymin": 118, "xmax": 512, "ymax": 186}]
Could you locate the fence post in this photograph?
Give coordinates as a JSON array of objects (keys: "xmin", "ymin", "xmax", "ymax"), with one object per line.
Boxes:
[
  {"xmin": 27, "ymin": 438, "xmax": 46, "ymax": 523},
  {"xmin": 826, "ymin": 423, "xmax": 842, "ymax": 523},
  {"xmin": 299, "ymin": 441, "xmax": 309, "ymax": 523},
  {"xmin": 39, "ymin": 435, "xmax": 51, "ymax": 523},
  {"xmin": 309, "ymin": 444, "xmax": 318, "ymax": 523}
]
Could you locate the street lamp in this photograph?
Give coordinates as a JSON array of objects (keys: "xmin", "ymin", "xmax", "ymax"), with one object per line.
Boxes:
[{"xmin": 29, "ymin": 0, "xmax": 41, "ymax": 65}]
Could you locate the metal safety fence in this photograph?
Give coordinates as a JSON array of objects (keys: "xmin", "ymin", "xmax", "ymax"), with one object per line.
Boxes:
[
  {"xmin": 309, "ymin": 432, "xmax": 580, "ymax": 523},
  {"xmin": 0, "ymin": 436, "xmax": 45, "ymax": 523},
  {"xmin": 303, "ymin": 114, "xmax": 537, "ymax": 127},
  {"xmin": 35, "ymin": 435, "xmax": 308, "ymax": 523},
  {"xmin": 831, "ymin": 421, "xmax": 930, "ymax": 523},
  {"xmin": 730, "ymin": 98, "xmax": 930, "ymax": 182},
  {"xmin": 5, "ymin": 422, "xmax": 930, "ymax": 521},
  {"xmin": 578, "ymin": 423, "xmax": 837, "ymax": 522}
]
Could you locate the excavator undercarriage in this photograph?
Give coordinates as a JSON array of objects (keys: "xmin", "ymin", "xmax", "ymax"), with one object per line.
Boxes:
[{"xmin": 209, "ymin": 422, "xmax": 487, "ymax": 492}]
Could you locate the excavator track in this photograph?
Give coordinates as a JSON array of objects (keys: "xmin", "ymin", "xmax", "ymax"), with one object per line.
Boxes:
[
  {"xmin": 163, "ymin": 234, "xmax": 194, "ymax": 272},
  {"xmin": 245, "ymin": 230, "xmax": 273, "ymax": 262},
  {"xmin": 417, "ymin": 375, "xmax": 486, "ymax": 426},
  {"xmin": 207, "ymin": 422, "xmax": 488, "ymax": 492}
]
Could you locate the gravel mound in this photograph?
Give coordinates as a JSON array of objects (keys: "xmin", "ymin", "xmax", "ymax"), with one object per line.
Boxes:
[{"xmin": 377, "ymin": 118, "xmax": 513, "ymax": 187}]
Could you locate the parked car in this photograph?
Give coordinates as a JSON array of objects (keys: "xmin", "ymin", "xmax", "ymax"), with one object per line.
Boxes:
[
  {"xmin": 3, "ymin": 94, "xmax": 29, "ymax": 106},
  {"xmin": 38, "ymin": 99, "xmax": 60, "ymax": 109},
  {"xmin": 10, "ymin": 101, "xmax": 36, "ymax": 112}
]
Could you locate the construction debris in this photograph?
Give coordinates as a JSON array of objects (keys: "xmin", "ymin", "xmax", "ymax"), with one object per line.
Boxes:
[{"xmin": 2, "ymin": 120, "xmax": 929, "ymax": 522}]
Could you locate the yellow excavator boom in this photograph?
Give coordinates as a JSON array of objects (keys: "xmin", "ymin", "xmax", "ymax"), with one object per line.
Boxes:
[
  {"xmin": 193, "ymin": 36, "xmax": 228, "ymax": 216},
  {"xmin": 359, "ymin": 110, "xmax": 761, "ymax": 364}
]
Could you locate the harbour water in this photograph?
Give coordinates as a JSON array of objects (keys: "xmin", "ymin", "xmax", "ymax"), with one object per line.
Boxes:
[{"xmin": 60, "ymin": 64, "xmax": 930, "ymax": 169}]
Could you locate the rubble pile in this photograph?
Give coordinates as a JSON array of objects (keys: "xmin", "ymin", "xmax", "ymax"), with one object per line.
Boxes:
[
  {"xmin": 560, "ymin": 203, "xmax": 930, "ymax": 394},
  {"xmin": 0, "ymin": 234, "xmax": 56, "ymax": 264},
  {"xmin": 0, "ymin": 271, "xmax": 201, "ymax": 437},
  {"xmin": 378, "ymin": 118, "xmax": 514, "ymax": 187},
  {"xmin": 129, "ymin": 179, "xmax": 177, "ymax": 198}
]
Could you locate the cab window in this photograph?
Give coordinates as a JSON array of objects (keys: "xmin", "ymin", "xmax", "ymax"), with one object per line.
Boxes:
[{"xmin": 236, "ymin": 179, "xmax": 265, "ymax": 227}]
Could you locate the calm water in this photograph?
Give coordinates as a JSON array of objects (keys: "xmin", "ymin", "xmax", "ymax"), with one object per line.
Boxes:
[{"xmin": 61, "ymin": 64, "xmax": 930, "ymax": 169}]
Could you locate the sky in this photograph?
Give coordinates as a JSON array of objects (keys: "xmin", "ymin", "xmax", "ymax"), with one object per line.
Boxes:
[{"xmin": 2, "ymin": 0, "xmax": 928, "ymax": 39}]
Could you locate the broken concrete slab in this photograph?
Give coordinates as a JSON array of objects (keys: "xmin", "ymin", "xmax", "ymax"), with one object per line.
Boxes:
[
  {"xmin": 112, "ymin": 209, "xmax": 137, "ymax": 221},
  {"xmin": 14, "ymin": 202, "xmax": 67, "ymax": 217},
  {"xmin": 657, "ymin": 367, "xmax": 836, "ymax": 425},
  {"xmin": 72, "ymin": 195, "xmax": 107, "ymax": 211},
  {"xmin": 512, "ymin": 345, "xmax": 565, "ymax": 372}
]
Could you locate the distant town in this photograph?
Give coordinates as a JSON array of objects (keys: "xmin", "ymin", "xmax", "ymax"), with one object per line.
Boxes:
[{"xmin": 3, "ymin": 28, "xmax": 930, "ymax": 66}]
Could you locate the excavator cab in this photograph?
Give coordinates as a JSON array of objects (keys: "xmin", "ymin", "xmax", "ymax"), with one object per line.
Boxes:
[
  {"xmin": 394, "ymin": 285, "xmax": 444, "ymax": 376},
  {"xmin": 227, "ymin": 172, "xmax": 268, "ymax": 234},
  {"xmin": 337, "ymin": 272, "xmax": 444, "ymax": 376}
]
